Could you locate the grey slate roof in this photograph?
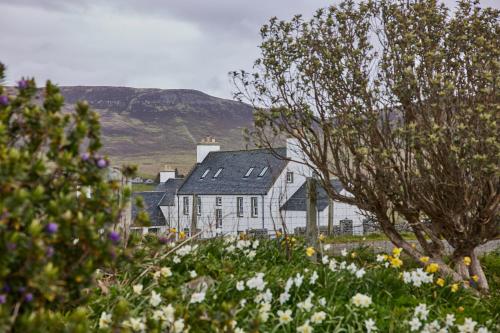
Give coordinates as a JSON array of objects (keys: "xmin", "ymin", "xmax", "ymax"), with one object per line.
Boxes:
[
  {"xmin": 158, "ymin": 178, "xmax": 184, "ymax": 206},
  {"xmin": 280, "ymin": 179, "xmax": 344, "ymax": 212},
  {"xmin": 132, "ymin": 191, "xmax": 166, "ymax": 226},
  {"xmin": 177, "ymin": 148, "xmax": 288, "ymax": 195}
]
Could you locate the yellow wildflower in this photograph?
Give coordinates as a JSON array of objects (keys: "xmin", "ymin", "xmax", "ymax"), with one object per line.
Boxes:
[
  {"xmin": 306, "ymin": 247, "xmax": 316, "ymax": 257},
  {"xmin": 436, "ymin": 278, "xmax": 445, "ymax": 287},
  {"xmin": 411, "ymin": 243, "xmax": 416, "ymax": 249},
  {"xmin": 457, "ymin": 306, "xmax": 464, "ymax": 313},
  {"xmin": 471, "ymin": 275, "xmax": 479, "ymax": 282},
  {"xmin": 463, "ymin": 256, "xmax": 471, "ymax": 266},
  {"xmin": 169, "ymin": 228, "xmax": 176, "ymax": 233},
  {"xmin": 451, "ymin": 283, "xmax": 459, "ymax": 293},
  {"xmin": 390, "ymin": 257, "xmax": 403, "ymax": 268},
  {"xmin": 179, "ymin": 231, "xmax": 186, "ymax": 239},
  {"xmin": 426, "ymin": 263, "xmax": 439, "ymax": 273},
  {"xmin": 419, "ymin": 256, "xmax": 430, "ymax": 263},
  {"xmin": 276, "ymin": 231, "xmax": 282, "ymax": 237},
  {"xmin": 319, "ymin": 234, "xmax": 325, "ymax": 242},
  {"xmin": 392, "ymin": 247, "xmax": 403, "ymax": 258},
  {"xmin": 351, "ymin": 252, "xmax": 357, "ymax": 258}
]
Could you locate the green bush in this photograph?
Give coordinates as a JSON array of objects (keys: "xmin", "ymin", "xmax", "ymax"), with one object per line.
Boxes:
[{"xmin": 0, "ymin": 63, "xmax": 132, "ymax": 329}]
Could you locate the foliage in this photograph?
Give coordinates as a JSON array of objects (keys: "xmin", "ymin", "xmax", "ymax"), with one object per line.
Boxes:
[
  {"xmin": 17, "ymin": 235, "xmax": 499, "ymax": 332},
  {"xmin": 232, "ymin": 0, "xmax": 499, "ymax": 290},
  {"xmin": 0, "ymin": 63, "xmax": 134, "ymax": 329}
]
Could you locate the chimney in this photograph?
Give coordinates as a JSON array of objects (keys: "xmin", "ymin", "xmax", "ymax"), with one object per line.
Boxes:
[
  {"xmin": 196, "ymin": 136, "xmax": 220, "ymax": 163},
  {"xmin": 159, "ymin": 164, "xmax": 176, "ymax": 183}
]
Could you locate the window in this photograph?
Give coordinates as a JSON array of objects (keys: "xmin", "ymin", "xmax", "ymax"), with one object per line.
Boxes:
[
  {"xmin": 286, "ymin": 171, "xmax": 294, "ymax": 183},
  {"xmin": 258, "ymin": 166, "xmax": 268, "ymax": 177},
  {"xmin": 201, "ymin": 168, "xmax": 210, "ymax": 179},
  {"xmin": 196, "ymin": 196, "xmax": 201, "ymax": 216},
  {"xmin": 215, "ymin": 209, "xmax": 222, "ymax": 228},
  {"xmin": 213, "ymin": 167, "xmax": 223, "ymax": 178},
  {"xmin": 183, "ymin": 197, "xmax": 189, "ymax": 215},
  {"xmin": 216, "ymin": 196, "xmax": 222, "ymax": 206},
  {"xmin": 244, "ymin": 167, "xmax": 254, "ymax": 178},
  {"xmin": 251, "ymin": 197, "xmax": 258, "ymax": 217},
  {"xmin": 236, "ymin": 197, "xmax": 244, "ymax": 217}
]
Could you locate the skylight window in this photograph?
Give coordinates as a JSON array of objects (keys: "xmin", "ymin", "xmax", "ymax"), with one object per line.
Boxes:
[
  {"xmin": 213, "ymin": 168, "xmax": 223, "ymax": 178},
  {"xmin": 258, "ymin": 167, "xmax": 268, "ymax": 177},
  {"xmin": 244, "ymin": 167, "xmax": 254, "ymax": 178},
  {"xmin": 201, "ymin": 168, "xmax": 210, "ymax": 179}
]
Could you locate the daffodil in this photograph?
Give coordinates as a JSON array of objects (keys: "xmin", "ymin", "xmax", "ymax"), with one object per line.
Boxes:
[
  {"xmin": 471, "ymin": 275, "xmax": 479, "ymax": 282},
  {"xmin": 391, "ymin": 257, "xmax": 403, "ymax": 268},
  {"xmin": 306, "ymin": 247, "xmax": 315, "ymax": 257},
  {"xmin": 319, "ymin": 234, "xmax": 325, "ymax": 242},
  {"xmin": 419, "ymin": 256, "xmax": 430, "ymax": 263},
  {"xmin": 451, "ymin": 283, "xmax": 459, "ymax": 293},
  {"xmin": 392, "ymin": 247, "xmax": 403, "ymax": 257},
  {"xmin": 463, "ymin": 256, "xmax": 471, "ymax": 266},
  {"xmin": 425, "ymin": 263, "xmax": 439, "ymax": 273},
  {"xmin": 179, "ymin": 231, "xmax": 186, "ymax": 239},
  {"xmin": 436, "ymin": 278, "xmax": 445, "ymax": 287}
]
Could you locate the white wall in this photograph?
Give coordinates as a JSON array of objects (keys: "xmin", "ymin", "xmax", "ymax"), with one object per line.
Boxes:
[
  {"xmin": 196, "ymin": 144, "xmax": 220, "ymax": 163},
  {"xmin": 159, "ymin": 171, "xmax": 176, "ymax": 183}
]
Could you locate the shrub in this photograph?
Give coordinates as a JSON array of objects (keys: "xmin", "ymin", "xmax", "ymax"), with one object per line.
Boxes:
[{"xmin": 0, "ymin": 63, "xmax": 133, "ymax": 328}]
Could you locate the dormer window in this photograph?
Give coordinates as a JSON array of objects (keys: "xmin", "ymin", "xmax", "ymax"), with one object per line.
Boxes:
[
  {"xmin": 244, "ymin": 167, "xmax": 254, "ymax": 178},
  {"xmin": 258, "ymin": 167, "xmax": 268, "ymax": 177},
  {"xmin": 213, "ymin": 168, "xmax": 223, "ymax": 178},
  {"xmin": 201, "ymin": 168, "xmax": 210, "ymax": 179}
]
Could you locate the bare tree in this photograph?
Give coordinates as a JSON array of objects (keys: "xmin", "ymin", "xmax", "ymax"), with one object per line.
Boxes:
[{"xmin": 232, "ymin": 0, "xmax": 499, "ymax": 291}]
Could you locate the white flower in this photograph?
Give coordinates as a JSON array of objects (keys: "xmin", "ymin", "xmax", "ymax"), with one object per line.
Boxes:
[
  {"xmin": 297, "ymin": 295, "xmax": 314, "ymax": 312},
  {"xmin": 457, "ymin": 318, "xmax": 477, "ymax": 333},
  {"xmin": 124, "ymin": 317, "xmax": 146, "ymax": 332},
  {"xmin": 409, "ymin": 317, "xmax": 421, "ymax": 331},
  {"xmin": 240, "ymin": 298, "xmax": 247, "ymax": 307},
  {"xmin": 402, "ymin": 271, "xmax": 413, "ymax": 284},
  {"xmin": 277, "ymin": 309, "xmax": 293, "ymax": 324},
  {"xmin": 310, "ymin": 271, "xmax": 319, "ymax": 284},
  {"xmin": 285, "ymin": 277, "xmax": 294, "ymax": 292},
  {"xmin": 173, "ymin": 256, "xmax": 181, "ymax": 263},
  {"xmin": 341, "ymin": 248, "xmax": 348, "ymax": 257},
  {"xmin": 376, "ymin": 254, "xmax": 386, "ymax": 262},
  {"xmin": 414, "ymin": 303, "xmax": 429, "ymax": 320},
  {"xmin": 477, "ymin": 327, "xmax": 490, "ymax": 333},
  {"xmin": 347, "ymin": 263, "xmax": 358, "ymax": 274},
  {"xmin": 246, "ymin": 273, "xmax": 266, "ymax": 291},
  {"xmin": 189, "ymin": 270, "xmax": 197, "ymax": 278},
  {"xmin": 279, "ymin": 291, "xmax": 290, "ymax": 304},
  {"xmin": 445, "ymin": 314, "xmax": 455, "ymax": 327},
  {"xmin": 190, "ymin": 291, "xmax": 206, "ymax": 304},
  {"xmin": 236, "ymin": 280, "xmax": 245, "ymax": 291},
  {"xmin": 294, "ymin": 273, "xmax": 304, "ymax": 288},
  {"xmin": 153, "ymin": 271, "xmax": 161, "ymax": 280},
  {"xmin": 351, "ymin": 293, "xmax": 372, "ymax": 308},
  {"xmin": 235, "ymin": 328, "xmax": 245, "ymax": 333},
  {"xmin": 297, "ymin": 320, "xmax": 313, "ymax": 333},
  {"xmin": 310, "ymin": 311, "xmax": 326, "ymax": 324},
  {"xmin": 150, "ymin": 290, "xmax": 162, "ymax": 307},
  {"xmin": 132, "ymin": 284, "xmax": 143, "ymax": 295},
  {"xmin": 365, "ymin": 318, "xmax": 378, "ymax": 333},
  {"xmin": 247, "ymin": 250, "xmax": 256, "ymax": 259},
  {"xmin": 321, "ymin": 255, "xmax": 329, "ymax": 264},
  {"xmin": 161, "ymin": 267, "xmax": 172, "ymax": 278},
  {"xmin": 355, "ymin": 268, "xmax": 366, "ymax": 278},
  {"xmin": 328, "ymin": 259, "xmax": 338, "ymax": 272},
  {"xmin": 384, "ymin": 262, "xmax": 390, "ymax": 268},
  {"xmin": 339, "ymin": 261, "xmax": 347, "ymax": 270},
  {"xmin": 318, "ymin": 297, "xmax": 326, "ymax": 306},
  {"xmin": 173, "ymin": 318, "xmax": 185, "ymax": 333},
  {"xmin": 99, "ymin": 312, "xmax": 112, "ymax": 329},
  {"xmin": 154, "ymin": 304, "xmax": 175, "ymax": 323},
  {"xmin": 227, "ymin": 245, "xmax": 236, "ymax": 252},
  {"xmin": 324, "ymin": 244, "xmax": 331, "ymax": 251},
  {"xmin": 259, "ymin": 302, "xmax": 271, "ymax": 322},
  {"xmin": 422, "ymin": 320, "xmax": 441, "ymax": 333},
  {"xmin": 252, "ymin": 240, "xmax": 260, "ymax": 249}
]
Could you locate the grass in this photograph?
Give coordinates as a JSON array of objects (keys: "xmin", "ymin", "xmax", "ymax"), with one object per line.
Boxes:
[
  {"xmin": 131, "ymin": 183, "xmax": 158, "ymax": 191},
  {"xmin": 324, "ymin": 232, "xmax": 416, "ymax": 244}
]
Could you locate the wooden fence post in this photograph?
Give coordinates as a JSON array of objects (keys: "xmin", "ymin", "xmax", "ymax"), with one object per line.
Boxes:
[
  {"xmin": 328, "ymin": 198, "xmax": 334, "ymax": 236},
  {"xmin": 306, "ymin": 177, "xmax": 318, "ymax": 255}
]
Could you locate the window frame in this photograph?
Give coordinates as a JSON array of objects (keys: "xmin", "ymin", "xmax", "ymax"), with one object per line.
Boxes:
[
  {"xmin": 258, "ymin": 166, "xmax": 268, "ymax": 177},
  {"xmin": 215, "ymin": 196, "xmax": 222, "ymax": 206},
  {"xmin": 286, "ymin": 171, "xmax": 294, "ymax": 183},
  {"xmin": 200, "ymin": 168, "xmax": 210, "ymax": 179},
  {"xmin": 215, "ymin": 208, "xmax": 223, "ymax": 228},
  {"xmin": 196, "ymin": 196, "xmax": 201, "ymax": 216},
  {"xmin": 183, "ymin": 196, "xmax": 189, "ymax": 215},
  {"xmin": 213, "ymin": 167, "xmax": 223, "ymax": 178},
  {"xmin": 243, "ymin": 167, "xmax": 254, "ymax": 178},
  {"xmin": 236, "ymin": 197, "xmax": 244, "ymax": 217},
  {"xmin": 251, "ymin": 197, "xmax": 258, "ymax": 217}
]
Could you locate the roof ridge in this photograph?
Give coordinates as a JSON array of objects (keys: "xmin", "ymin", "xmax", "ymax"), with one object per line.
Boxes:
[{"xmin": 206, "ymin": 147, "xmax": 286, "ymax": 155}]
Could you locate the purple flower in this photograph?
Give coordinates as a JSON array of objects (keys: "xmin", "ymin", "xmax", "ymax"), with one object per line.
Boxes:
[
  {"xmin": 81, "ymin": 152, "xmax": 90, "ymax": 161},
  {"xmin": 24, "ymin": 293, "xmax": 33, "ymax": 302},
  {"xmin": 158, "ymin": 236, "xmax": 169, "ymax": 244},
  {"xmin": 108, "ymin": 231, "xmax": 120, "ymax": 244},
  {"xmin": 45, "ymin": 223, "xmax": 58, "ymax": 234},
  {"xmin": 46, "ymin": 246, "xmax": 55, "ymax": 258},
  {"xmin": 6, "ymin": 243, "xmax": 16, "ymax": 251},
  {"xmin": 96, "ymin": 158, "xmax": 108, "ymax": 169},
  {"xmin": 0, "ymin": 95, "xmax": 8, "ymax": 106},
  {"xmin": 17, "ymin": 80, "xmax": 28, "ymax": 90},
  {"xmin": 2, "ymin": 284, "xmax": 11, "ymax": 293},
  {"xmin": 0, "ymin": 294, "xmax": 6, "ymax": 304}
]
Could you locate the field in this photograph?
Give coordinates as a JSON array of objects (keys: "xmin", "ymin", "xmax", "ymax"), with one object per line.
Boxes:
[{"xmin": 39, "ymin": 235, "xmax": 499, "ymax": 332}]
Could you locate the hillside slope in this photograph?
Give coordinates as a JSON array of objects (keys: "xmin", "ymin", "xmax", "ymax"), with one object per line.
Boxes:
[{"xmin": 58, "ymin": 86, "xmax": 254, "ymax": 175}]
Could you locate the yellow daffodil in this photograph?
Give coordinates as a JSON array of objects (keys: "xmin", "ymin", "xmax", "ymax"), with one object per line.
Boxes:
[
  {"xmin": 451, "ymin": 283, "xmax": 459, "ymax": 293},
  {"xmin": 351, "ymin": 252, "xmax": 357, "ymax": 258},
  {"xmin": 419, "ymin": 256, "xmax": 430, "ymax": 263},
  {"xmin": 276, "ymin": 231, "xmax": 282, "ymax": 237},
  {"xmin": 319, "ymin": 234, "xmax": 325, "ymax": 242},
  {"xmin": 436, "ymin": 278, "xmax": 445, "ymax": 287},
  {"xmin": 390, "ymin": 257, "xmax": 403, "ymax": 268},
  {"xmin": 169, "ymin": 228, "xmax": 176, "ymax": 233},
  {"xmin": 179, "ymin": 231, "xmax": 186, "ymax": 239},
  {"xmin": 425, "ymin": 263, "xmax": 439, "ymax": 273},
  {"xmin": 392, "ymin": 247, "xmax": 403, "ymax": 257},
  {"xmin": 463, "ymin": 256, "xmax": 471, "ymax": 266},
  {"xmin": 471, "ymin": 275, "xmax": 479, "ymax": 282},
  {"xmin": 306, "ymin": 247, "xmax": 316, "ymax": 257}
]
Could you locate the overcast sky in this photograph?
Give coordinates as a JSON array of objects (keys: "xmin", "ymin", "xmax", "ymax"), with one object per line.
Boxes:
[{"xmin": 1, "ymin": 0, "xmax": 498, "ymax": 99}]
